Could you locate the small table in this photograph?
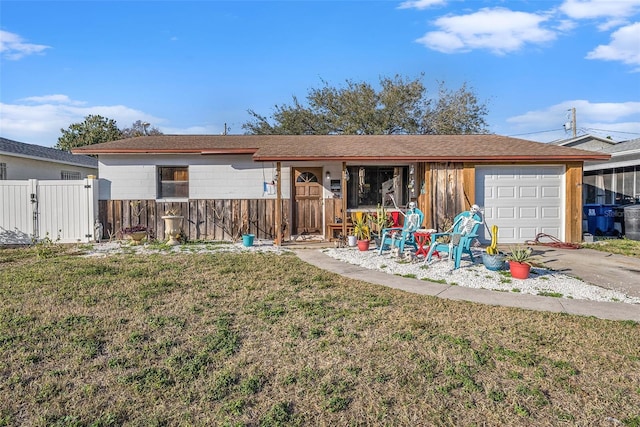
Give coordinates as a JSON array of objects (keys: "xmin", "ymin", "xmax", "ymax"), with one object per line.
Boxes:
[{"xmin": 414, "ymin": 229, "xmax": 437, "ymax": 258}]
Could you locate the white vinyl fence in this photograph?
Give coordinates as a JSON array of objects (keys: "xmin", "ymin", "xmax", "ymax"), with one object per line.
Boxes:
[{"xmin": 0, "ymin": 178, "xmax": 99, "ymax": 245}]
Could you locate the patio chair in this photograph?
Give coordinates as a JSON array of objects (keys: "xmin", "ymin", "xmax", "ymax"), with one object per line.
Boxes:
[
  {"xmin": 426, "ymin": 205, "xmax": 483, "ymax": 269},
  {"xmin": 377, "ymin": 204, "xmax": 424, "ymax": 255}
]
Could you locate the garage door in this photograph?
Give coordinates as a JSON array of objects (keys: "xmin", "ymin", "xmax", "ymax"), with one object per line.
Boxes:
[{"xmin": 475, "ymin": 166, "xmax": 565, "ymax": 244}]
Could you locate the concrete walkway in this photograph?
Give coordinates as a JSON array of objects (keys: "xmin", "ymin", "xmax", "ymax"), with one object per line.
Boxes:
[{"xmin": 294, "ymin": 247, "xmax": 640, "ymax": 322}]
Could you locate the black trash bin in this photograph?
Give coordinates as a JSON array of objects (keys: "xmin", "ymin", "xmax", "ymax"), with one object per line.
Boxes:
[{"xmin": 624, "ymin": 205, "xmax": 640, "ymax": 241}]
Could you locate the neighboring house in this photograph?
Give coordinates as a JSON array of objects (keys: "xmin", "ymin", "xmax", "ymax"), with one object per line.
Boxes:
[
  {"xmin": 73, "ymin": 134, "xmax": 608, "ymax": 244},
  {"xmin": 582, "ymin": 137, "xmax": 640, "ymax": 205},
  {"xmin": 551, "ymin": 134, "xmax": 640, "ymax": 205},
  {"xmin": 0, "ymin": 137, "xmax": 98, "ymax": 180},
  {"xmin": 550, "ymin": 134, "xmax": 617, "ymax": 152}
]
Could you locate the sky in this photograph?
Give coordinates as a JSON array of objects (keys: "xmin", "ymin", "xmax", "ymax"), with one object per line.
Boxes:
[{"xmin": 1, "ymin": 0, "xmax": 639, "ymax": 148}]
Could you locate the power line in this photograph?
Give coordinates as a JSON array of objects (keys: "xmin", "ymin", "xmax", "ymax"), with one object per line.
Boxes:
[{"xmin": 508, "ymin": 128, "xmax": 563, "ymax": 137}]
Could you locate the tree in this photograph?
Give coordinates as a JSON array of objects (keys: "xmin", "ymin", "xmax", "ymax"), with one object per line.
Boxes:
[
  {"xmin": 242, "ymin": 74, "xmax": 489, "ymax": 135},
  {"xmin": 121, "ymin": 120, "xmax": 163, "ymax": 138},
  {"xmin": 56, "ymin": 115, "xmax": 123, "ymax": 151}
]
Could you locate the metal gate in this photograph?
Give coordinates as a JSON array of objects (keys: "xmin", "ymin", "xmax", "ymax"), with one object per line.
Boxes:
[{"xmin": 0, "ymin": 178, "xmax": 99, "ymax": 245}]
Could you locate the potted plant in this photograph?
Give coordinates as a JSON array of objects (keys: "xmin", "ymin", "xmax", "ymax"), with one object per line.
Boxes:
[
  {"xmin": 482, "ymin": 224, "xmax": 505, "ymax": 270},
  {"xmin": 121, "ymin": 224, "xmax": 148, "ymax": 245},
  {"xmin": 506, "ymin": 246, "xmax": 534, "ymax": 279},
  {"xmin": 161, "ymin": 207, "xmax": 184, "ymax": 246},
  {"xmin": 368, "ymin": 204, "xmax": 393, "ymax": 247},
  {"xmin": 353, "ymin": 214, "xmax": 371, "ymax": 251}
]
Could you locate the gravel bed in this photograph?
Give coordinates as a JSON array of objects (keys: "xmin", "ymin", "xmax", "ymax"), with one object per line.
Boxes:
[
  {"xmin": 81, "ymin": 240, "xmax": 639, "ymax": 305},
  {"xmin": 321, "ymin": 247, "xmax": 640, "ymax": 305},
  {"xmin": 82, "ymin": 240, "xmax": 291, "ymax": 257}
]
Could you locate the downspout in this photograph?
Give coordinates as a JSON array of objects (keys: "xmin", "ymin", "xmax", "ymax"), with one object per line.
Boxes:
[{"xmin": 275, "ymin": 162, "xmax": 282, "ymax": 246}]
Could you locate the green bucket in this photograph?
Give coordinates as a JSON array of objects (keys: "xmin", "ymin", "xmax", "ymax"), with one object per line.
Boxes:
[{"xmin": 242, "ymin": 234, "xmax": 255, "ymax": 247}]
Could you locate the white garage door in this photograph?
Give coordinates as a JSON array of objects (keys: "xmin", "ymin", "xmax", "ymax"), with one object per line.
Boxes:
[{"xmin": 475, "ymin": 166, "xmax": 565, "ymax": 244}]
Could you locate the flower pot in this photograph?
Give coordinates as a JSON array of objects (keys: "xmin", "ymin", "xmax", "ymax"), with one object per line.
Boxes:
[
  {"xmin": 357, "ymin": 239, "xmax": 370, "ymax": 251},
  {"xmin": 126, "ymin": 230, "xmax": 147, "ymax": 245},
  {"xmin": 162, "ymin": 215, "xmax": 184, "ymax": 246},
  {"xmin": 509, "ymin": 261, "xmax": 531, "ymax": 279},
  {"xmin": 242, "ymin": 234, "xmax": 255, "ymax": 247},
  {"xmin": 347, "ymin": 235, "xmax": 357, "ymax": 247},
  {"xmin": 482, "ymin": 253, "xmax": 505, "ymax": 271}
]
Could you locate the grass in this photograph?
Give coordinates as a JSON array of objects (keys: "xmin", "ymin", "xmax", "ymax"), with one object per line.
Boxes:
[
  {"xmin": 1, "ymin": 246, "xmax": 639, "ymax": 426},
  {"xmin": 582, "ymin": 238, "xmax": 640, "ymax": 258}
]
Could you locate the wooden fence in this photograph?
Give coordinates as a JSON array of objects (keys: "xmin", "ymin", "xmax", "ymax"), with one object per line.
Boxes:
[{"xmin": 99, "ymin": 199, "xmax": 291, "ymax": 242}]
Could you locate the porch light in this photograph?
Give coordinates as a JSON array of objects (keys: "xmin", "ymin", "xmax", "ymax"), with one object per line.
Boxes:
[
  {"xmin": 326, "ymin": 171, "xmax": 331, "ymax": 180},
  {"xmin": 344, "ymin": 169, "xmax": 350, "ymax": 181}
]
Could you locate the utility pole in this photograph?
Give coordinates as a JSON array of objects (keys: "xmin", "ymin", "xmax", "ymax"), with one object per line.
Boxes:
[
  {"xmin": 564, "ymin": 108, "xmax": 577, "ymax": 138},
  {"xmin": 571, "ymin": 107, "xmax": 576, "ymax": 138}
]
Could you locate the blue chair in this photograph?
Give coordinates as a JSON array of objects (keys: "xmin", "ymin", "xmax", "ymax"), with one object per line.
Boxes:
[
  {"xmin": 377, "ymin": 207, "xmax": 424, "ymax": 255},
  {"xmin": 426, "ymin": 207, "xmax": 483, "ymax": 269}
]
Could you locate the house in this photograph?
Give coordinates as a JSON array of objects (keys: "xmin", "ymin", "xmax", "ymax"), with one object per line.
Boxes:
[
  {"xmin": 550, "ymin": 134, "xmax": 617, "ymax": 152},
  {"xmin": 0, "ymin": 137, "xmax": 98, "ymax": 180},
  {"xmin": 580, "ymin": 137, "xmax": 640, "ymax": 205},
  {"xmin": 72, "ymin": 134, "xmax": 609, "ymax": 244}
]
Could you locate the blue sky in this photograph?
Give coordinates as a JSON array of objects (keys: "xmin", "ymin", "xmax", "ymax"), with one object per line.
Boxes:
[{"xmin": 1, "ymin": 0, "xmax": 639, "ymax": 147}]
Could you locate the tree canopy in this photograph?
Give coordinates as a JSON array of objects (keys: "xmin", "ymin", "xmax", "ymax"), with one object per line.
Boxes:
[
  {"xmin": 242, "ymin": 74, "xmax": 489, "ymax": 135},
  {"xmin": 121, "ymin": 120, "xmax": 163, "ymax": 138},
  {"xmin": 56, "ymin": 116, "xmax": 163, "ymax": 151}
]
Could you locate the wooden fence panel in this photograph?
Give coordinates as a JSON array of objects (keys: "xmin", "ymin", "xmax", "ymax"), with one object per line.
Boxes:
[{"xmin": 99, "ymin": 199, "xmax": 293, "ymax": 243}]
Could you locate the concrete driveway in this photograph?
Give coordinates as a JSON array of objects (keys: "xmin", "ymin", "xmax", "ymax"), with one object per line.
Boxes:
[{"xmin": 533, "ymin": 246, "xmax": 640, "ymax": 299}]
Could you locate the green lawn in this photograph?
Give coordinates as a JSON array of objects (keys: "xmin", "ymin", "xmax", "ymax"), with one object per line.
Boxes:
[
  {"xmin": 582, "ymin": 238, "xmax": 640, "ymax": 258},
  {"xmin": 1, "ymin": 246, "xmax": 639, "ymax": 426}
]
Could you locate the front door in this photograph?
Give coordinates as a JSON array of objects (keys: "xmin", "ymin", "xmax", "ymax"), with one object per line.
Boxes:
[{"xmin": 293, "ymin": 167, "xmax": 323, "ymax": 235}]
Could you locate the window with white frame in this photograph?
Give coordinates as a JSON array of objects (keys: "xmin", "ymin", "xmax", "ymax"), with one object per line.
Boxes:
[
  {"xmin": 158, "ymin": 166, "xmax": 189, "ymax": 199},
  {"xmin": 0, "ymin": 163, "xmax": 6, "ymax": 180},
  {"xmin": 61, "ymin": 170, "xmax": 81, "ymax": 180}
]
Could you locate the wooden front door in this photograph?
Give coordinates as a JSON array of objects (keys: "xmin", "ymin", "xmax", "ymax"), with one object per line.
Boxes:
[{"xmin": 293, "ymin": 167, "xmax": 323, "ymax": 235}]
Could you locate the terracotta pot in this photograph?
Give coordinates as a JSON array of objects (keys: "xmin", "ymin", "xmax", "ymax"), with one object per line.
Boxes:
[
  {"xmin": 357, "ymin": 239, "xmax": 370, "ymax": 251},
  {"xmin": 509, "ymin": 261, "xmax": 531, "ymax": 279}
]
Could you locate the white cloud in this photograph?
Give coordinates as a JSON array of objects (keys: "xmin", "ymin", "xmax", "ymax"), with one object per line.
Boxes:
[
  {"xmin": 0, "ymin": 95, "xmax": 164, "ymax": 147},
  {"xmin": 0, "ymin": 30, "xmax": 50, "ymax": 60},
  {"xmin": 560, "ymin": 0, "xmax": 640, "ymax": 21},
  {"xmin": 415, "ymin": 8, "xmax": 556, "ymax": 54},
  {"xmin": 398, "ymin": 0, "xmax": 446, "ymax": 10},
  {"xmin": 586, "ymin": 22, "xmax": 640, "ymax": 69},
  {"xmin": 19, "ymin": 94, "xmax": 86, "ymax": 106},
  {"xmin": 506, "ymin": 100, "xmax": 640, "ymax": 142}
]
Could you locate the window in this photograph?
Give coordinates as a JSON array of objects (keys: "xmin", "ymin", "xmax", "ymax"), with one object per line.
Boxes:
[
  {"xmin": 346, "ymin": 166, "xmax": 408, "ymax": 209},
  {"xmin": 158, "ymin": 166, "xmax": 189, "ymax": 199},
  {"xmin": 0, "ymin": 163, "xmax": 6, "ymax": 180},
  {"xmin": 584, "ymin": 167, "xmax": 640, "ymax": 205},
  {"xmin": 61, "ymin": 170, "xmax": 81, "ymax": 180}
]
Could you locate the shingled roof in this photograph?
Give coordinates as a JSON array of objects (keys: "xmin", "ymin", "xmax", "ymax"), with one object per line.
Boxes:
[
  {"xmin": 1, "ymin": 137, "xmax": 98, "ymax": 168},
  {"xmin": 71, "ymin": 134, "xmax": 610, "ymax": 162}
]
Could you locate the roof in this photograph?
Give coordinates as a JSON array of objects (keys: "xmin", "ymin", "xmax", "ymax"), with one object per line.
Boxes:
[
  {"xmin": 71, "ymin": 134, "xmax": 610, "ymax": 162},
  {"xmin": 1, "ymin": 137, "xmax": 98, "ymax": 168},
  {"xmin": 549, "ymin": 134, "xmax": 617, "ymax": 148},
  {"xmin": 583, "ymin": 137, "xmax": 640, "ymax": 171},
  {"xmin": 600, "ymin": 137, "xmax": 640, "ymax": 154}
]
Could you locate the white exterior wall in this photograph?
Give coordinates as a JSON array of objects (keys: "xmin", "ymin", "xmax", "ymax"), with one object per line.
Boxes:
[
  {"xmin": 0, "ymin": 154, "xmax": 97, "ymax": 180},
  {"xmin": 98, "ymin": 154, "xmax": 293, "ymax": 200}
]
